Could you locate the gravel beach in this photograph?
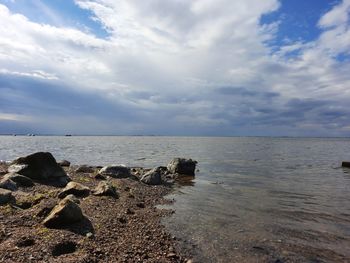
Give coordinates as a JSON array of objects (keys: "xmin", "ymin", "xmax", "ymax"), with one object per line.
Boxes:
[{"xmin": 0, "ymin": 154, "xmax": 195, "ymax": 263}]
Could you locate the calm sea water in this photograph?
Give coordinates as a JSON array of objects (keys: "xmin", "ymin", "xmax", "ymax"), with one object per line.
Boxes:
[{"xmin": 1, "ymin": 136, "xmax": 350, "ymax": 262}]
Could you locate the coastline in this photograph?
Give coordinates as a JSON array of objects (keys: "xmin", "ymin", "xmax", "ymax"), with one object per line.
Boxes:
[{"xmin": 0, "ymin": 159, "xmax": 193, "ymax": 262}]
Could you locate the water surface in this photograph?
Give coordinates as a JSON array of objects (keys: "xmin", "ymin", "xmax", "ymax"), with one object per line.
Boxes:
[{"xmin": 1, "ymin": 136, "xmax": 350, "ymax": 262}]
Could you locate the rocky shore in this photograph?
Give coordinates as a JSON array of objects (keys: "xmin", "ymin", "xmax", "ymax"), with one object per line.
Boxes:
[{"xmin": 0, "ymin": 152, "xmax": 197, "ymax": 262}]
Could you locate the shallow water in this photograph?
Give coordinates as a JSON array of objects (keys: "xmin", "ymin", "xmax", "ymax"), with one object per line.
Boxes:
[{"xmin": 1, "ymin": 136, "xmax": 350, "ymax": 262}]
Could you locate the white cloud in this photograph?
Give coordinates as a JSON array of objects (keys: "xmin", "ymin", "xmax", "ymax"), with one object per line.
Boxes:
[
  {"xmin": 318, "ymin": 0, "xmax": 350, "ymax": 28},
  {"xmin": 0, "ymin": 68, "xmax": 58, "ymax": 79},
  {"xmin": 0, "ymin": 113, "xmax": 32, "ymax": 122},
  {"xmin": 0, "ymin": 0, "xmax": 350, "ymax": 135}
]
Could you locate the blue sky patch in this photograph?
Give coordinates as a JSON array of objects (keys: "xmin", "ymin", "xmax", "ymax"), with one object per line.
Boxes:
[
  {"xmin": 261, "ymin": 0, "xmax": 342, "ymax": 49},
  {"xmin": 0, "ymin": 0, "xmax": 109, "ymax": 38}
]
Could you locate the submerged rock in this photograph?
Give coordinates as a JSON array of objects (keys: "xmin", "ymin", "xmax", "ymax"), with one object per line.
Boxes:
[
  {"xmin": 43, "ymin": 195, "xmax": 84, "ymax": 228},
  {"xmin": 342, "ymin": 161, "xmax": 350, "ymax": 168},
  {"xmin": 8, "ymin": 152, "xmax": 69, "ymax": 186},
  {"xmin": 2, "ymin": 173, "xmax": 34, "ymax": 187},
  {"xmin": 98, "ymin": 165, "xmax": 131, "ymax": 179},
  {"xmin": 140, "ymin": 167, "xmax": 163, "ymax": 185},
  {"xmin": 0, "ymin": 188, "xmax": 14, "ymax": 205},
  {"xmin": 58, "ymin": 182, "xmax": 90, "ymax": 199},
  {"xmin": 93, "ymin": 181, "xmax": 118, "ymax": 198},
  {"xmin": 167, "ymin": 158, "xmax": 197, "ymax": 176}
]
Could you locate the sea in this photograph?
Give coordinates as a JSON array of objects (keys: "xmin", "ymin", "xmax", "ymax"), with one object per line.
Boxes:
[{"xmin": 1, "ymin": 136, "xmax": 350, "ymax": 262}]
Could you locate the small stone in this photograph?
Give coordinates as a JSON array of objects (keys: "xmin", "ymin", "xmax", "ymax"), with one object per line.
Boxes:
[
  {"xmin": 0, "ymin": 188, "xmax": 15, "ymax": 205},
  {"xmin": 86, "ymin": 232, "xmax": 94, "ymax": 239},
  {"xmin": 97, "ymin": 165, "xmax": 131, "ymax": 179},
  {"xmin": 93, "ymin": 181, "xmax": 118, "ymax": 198},
  {"xmin": 75, "ymin": 165, "xmax": 94, "ymax": 173},
  {"xmin": 166, "ymin": 253, "xmax": 177, "ymax": 258},
  {"xmin": 58, "ymin": 160, "xmax": 70, "ymax": 167},
  {"xmin": 118, "ymin": 217, "xmax": 127, "ymax": 224},
  {"xmin": 136, "ymin": 202, "xmax": 145, "ymax": 208},
  {"xmin": 58, "ymin": 182, "xmax": 90, "ymax": 199},
  {"xmin": 125, "ymin": 208, "xmax": 135, "ymax": 215},
  {"xmin": 94, "ymin": 173, "xmax": 106, "ymax": 180}
]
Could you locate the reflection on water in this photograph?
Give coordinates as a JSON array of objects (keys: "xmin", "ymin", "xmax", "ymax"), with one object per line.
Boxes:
[{"xmin": 1, "ymin": 136, "xmax": 350, "ymax": 262}]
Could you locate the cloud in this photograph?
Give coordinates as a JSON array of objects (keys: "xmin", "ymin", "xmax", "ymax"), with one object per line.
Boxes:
[
  {"xmin": 0, "ymin": 1, "xmax": 349, "ymax": 136},
  {"xmin": 318, "ymin": 0, "xmax": 350, "ymax": 28}
]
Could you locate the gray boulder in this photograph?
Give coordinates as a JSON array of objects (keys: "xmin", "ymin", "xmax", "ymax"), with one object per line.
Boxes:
[
  {"xmin": 93, "ymin": 181, "xmax": 118, "ymax": 198},
  {"xmin": 2, "ymin": 173, "xmax": 34, "ymax": 187},
  {"xmin": 140, "ymin": 167, "xmax": 163, "ymax": 185},
  {"xmin": 98, "ymin": 165, "xmax": 131, "ymax": 179},
  {"xmin": 167, "ymin": 158, "xmax": 197, "ymax": 176},
  {"xmin": 43, "ymin": 195, "xmax": 84, "ymax": 228},
  {"xmin": 8, "ymin": 152, "xmax": 69, "ymax": 186},
  {"xmin": 58, "ymin": 182, "xmax": 90, "ymax": 199},
  {"xmin": 0, "ymin": 188, "xmax": 15, "ymax": 205}
]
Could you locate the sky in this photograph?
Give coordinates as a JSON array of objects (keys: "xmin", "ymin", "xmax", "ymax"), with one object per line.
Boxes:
[{"xmin": 0, "ymin": 0, "xmax": 350, "ymax": 136}]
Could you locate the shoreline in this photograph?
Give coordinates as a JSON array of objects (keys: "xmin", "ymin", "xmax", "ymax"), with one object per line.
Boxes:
[{"xmin": 0, "ymin": 156, "xmax": 194, "ymax": 262}]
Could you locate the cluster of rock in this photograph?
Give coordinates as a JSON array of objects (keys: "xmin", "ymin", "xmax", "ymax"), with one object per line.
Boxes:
[{"xmin": 0, "ymin": 152, "xmax": 197, "ymax": 230}]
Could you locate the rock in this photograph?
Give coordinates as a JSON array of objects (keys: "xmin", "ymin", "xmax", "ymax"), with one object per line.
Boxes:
[
  {"xmin": 59, "ymin": 160, "xmax": 71, "ymax": 167},
  {"xmin": 167, "ymin": 158, "xmax": 197, "ymax": 176},
  {"xmin": 136, "ymin": 202, "xmax": 145, "ymax": 208},
  {"xmin": 43, "ymin": 195, "xmax": 84, "ymax": 228},
  {"xmin": 58, "ymin": 182, "xmax": 90, "ymax": 199},
  {"xmin": 0, "ymin": 165, "xmax": 7, "ymax": 175},
  {"xmin": 75, "ymin": 165, "xmax": 94, "ymax": 173},
  {"xmin": 140, "ymin": 167, "xmax": 162, "ymax": 185},
  {"xmin": 94, "ymin": 173, "xmax": 106, "ymax": 180},
  {"xmin": 86, "ymin": 232, "xmax": 94, "ymax": 239},
  {"xmin": 2, "ymin": 173, "xmax": 34, "ymax": 187},
  {"xmin": 342, "ymin": 161, "xmax": 350, "ymax": 168},
  {"xmin": 8, "ymin": 152, "xmax": 69, "ymax": 186},
  {"xmin": 98, "ymin": 165, "xmax": 131, "ymax": 178},
  {"xmin": 0, "ymin": 178, "xmax": 17, "ymax": 191},
  {"xmin": 0, "ymin": 188, "xmax": 14, "ymax": 205},
  {"xmin": 167, "ymin": 253, "xmax": 177, "ymax": 258},
  {"xmin": 93, "ymin": 181, "xmax": 118, "ymax": 198}
]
